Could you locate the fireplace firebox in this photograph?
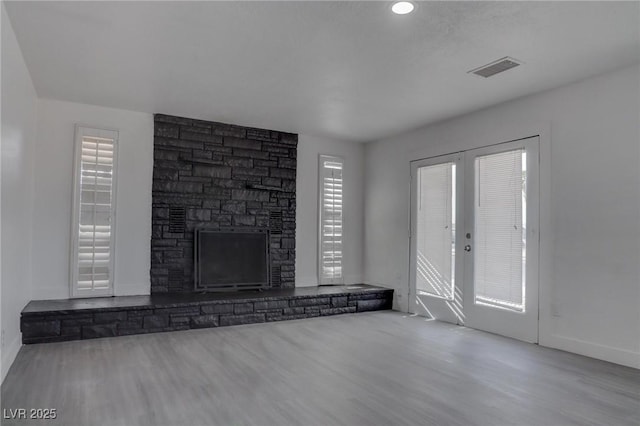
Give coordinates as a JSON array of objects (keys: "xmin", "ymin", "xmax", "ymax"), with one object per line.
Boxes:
[{"xmin": 195, "ymin": 228, "xmax": 270, "ymax": 292}]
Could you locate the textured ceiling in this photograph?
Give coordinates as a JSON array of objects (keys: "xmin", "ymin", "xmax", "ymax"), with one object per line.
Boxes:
[{"xmin": 5, "ymin": 1, "xmax": 640, "ymax": 142}]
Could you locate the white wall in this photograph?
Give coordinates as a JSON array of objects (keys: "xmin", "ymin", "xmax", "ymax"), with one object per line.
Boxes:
[
  {"xmin": 364, "ymin": 64, "xmax": 640, "ymax": 368},
  {"xmin": 1, "ymin": 3, "xmax": 38, "ymax": 382},
  {"xmin": 32, "ymin": 99, "xmax": 153, "ymax": 299},
  {"xmin": 296, "ymin": 134, "xmax": 364, "ymax": 286}
]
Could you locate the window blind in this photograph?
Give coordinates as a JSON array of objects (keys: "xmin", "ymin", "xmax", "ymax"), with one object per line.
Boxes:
[
  {"xmin": 319, "ymin": 155, "xmax": 343, "ymax": 284},
  {"xmin": 71, "ymin": 127, "xmax": 118, "ymax": 297},
  {"xmin": 474, "ymin": 149, "xmax": 526, "ymax": 312},
  {"xmin": 416, "ymin": 162, "xmax": 456, "ymax": 299}
]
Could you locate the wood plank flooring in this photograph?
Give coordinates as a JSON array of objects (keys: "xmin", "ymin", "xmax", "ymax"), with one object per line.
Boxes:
[{"xmin": 2, "ymin": 311, "xmax": 638, "ymax": 426}]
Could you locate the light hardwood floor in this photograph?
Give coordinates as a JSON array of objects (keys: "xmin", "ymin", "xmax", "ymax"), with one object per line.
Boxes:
[{"xmin": 2, "ymin": 311, "xmax": 638, "ymax": 426}]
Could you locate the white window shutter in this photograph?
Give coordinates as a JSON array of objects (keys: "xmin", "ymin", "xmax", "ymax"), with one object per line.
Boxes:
[
  {"xmin": 71, "ymin": 126, "xmax": 118, "ymax": 297},
  {"xmin": 318, "ymin": 155, "xmax": 344, "ymax": 284}
]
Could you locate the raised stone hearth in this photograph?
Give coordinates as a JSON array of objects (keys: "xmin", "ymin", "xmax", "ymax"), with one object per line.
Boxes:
[{"xmin": 20, "ymin": 285, "xmax": 393, "ymax": 344}]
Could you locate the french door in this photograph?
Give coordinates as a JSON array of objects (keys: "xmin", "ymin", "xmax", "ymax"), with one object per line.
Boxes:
[{"xmin": 410, "ymin": 137, "xmax": 539, "ymax": 342}]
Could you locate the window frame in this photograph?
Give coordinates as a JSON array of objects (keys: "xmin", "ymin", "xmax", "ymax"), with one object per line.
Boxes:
[
  {"xmin": 69, "ymin": 125, "xmax": 119, "ymax": 298},
  {"xmin": 317, "ymin": 154, "xmax": 344, "ymax": 285}
]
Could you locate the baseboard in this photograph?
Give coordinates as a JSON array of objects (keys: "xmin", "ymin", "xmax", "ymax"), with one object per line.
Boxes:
[
  {"xmin": 541, "ymin": 333, "xmax": 640, "ymax": 369},
  {"xmin": 1, "ymin": 333, "xmax": 22, "ymax": 384}
]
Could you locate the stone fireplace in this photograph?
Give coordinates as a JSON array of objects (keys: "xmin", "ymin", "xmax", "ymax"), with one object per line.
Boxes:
[{"xmin": 151, "ymin": 114, "xmax": 297, "ymax": 292}]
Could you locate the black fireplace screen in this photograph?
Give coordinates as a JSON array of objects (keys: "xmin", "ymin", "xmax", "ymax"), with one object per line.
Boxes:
[{"xmin": 195, "ymin": 228, "xmax": 270, "ymax": 291}]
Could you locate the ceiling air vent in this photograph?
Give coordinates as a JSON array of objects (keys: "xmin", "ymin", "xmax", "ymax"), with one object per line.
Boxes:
[{"xmin": 468, "ymin": 57, "xmax": 522, "ymax": 78}]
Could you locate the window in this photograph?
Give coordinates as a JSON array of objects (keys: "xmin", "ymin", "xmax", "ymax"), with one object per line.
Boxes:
[
  {"xmin": 318, "ymin": 155, "xmax": 344, "ymax": 284},
  {"xmin": 70, "ymin": 126, "xmax": 118, "ymax": 297}
]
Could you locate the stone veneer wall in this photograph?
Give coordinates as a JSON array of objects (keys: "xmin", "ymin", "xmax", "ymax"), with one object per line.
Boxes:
[{"xmin": 151, "ymin": 114, "xmax": 297, "ymax": 292}]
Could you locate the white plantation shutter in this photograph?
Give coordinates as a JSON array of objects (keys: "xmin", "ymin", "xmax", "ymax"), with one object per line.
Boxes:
[
  {"xmin": 319, "ymin": 155, "xmax": 343, "ymax": 284},
  {"xmin": 474, "ymin": 149, "xmax": 526, "ymax": 311},
  {"xmin": 416, "ymin": 162, "xmax": 456, "ymax": 299},
  {"xmin": 71, "ymin": 126, "xmax": 118, "ymax": 297}
]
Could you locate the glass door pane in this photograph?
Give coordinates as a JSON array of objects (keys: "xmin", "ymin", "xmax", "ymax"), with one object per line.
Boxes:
[
  {"xmin": 416, "ymin": 162, "xmax": 456, "ymax": 300},
  {"xmin": 474, "ymin": 149, "xmax": 527, "ymax": 312}
]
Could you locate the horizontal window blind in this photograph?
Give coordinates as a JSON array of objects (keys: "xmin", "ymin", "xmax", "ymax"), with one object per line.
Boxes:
[
  {"xmin": 319, "ymin": 155, "xmax": 343, "ymax": 284},
  {"xmin": 71, "ymin": 127, "xmax": 118, "ymax": 297},
  {"xmin": 474, "ymin": 149, "xmax": 526, "ymax": 312},
  {"xmin": 416, "ymin": 162, "xmax": 456, "ymax": 300}
]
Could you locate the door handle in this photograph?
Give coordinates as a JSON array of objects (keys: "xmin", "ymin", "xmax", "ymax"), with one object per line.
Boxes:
[{"xmin": 464, "ymin": 245, "xmax": 472, "ymax": 252}]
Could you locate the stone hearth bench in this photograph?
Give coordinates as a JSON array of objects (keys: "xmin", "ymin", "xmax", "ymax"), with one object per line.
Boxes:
[{"xmin": 20, "ymin": 285, "xmax": 393, "ymax": 344}]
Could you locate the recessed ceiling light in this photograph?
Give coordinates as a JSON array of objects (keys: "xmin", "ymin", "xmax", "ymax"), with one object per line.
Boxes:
[{"xmin": 391, "ymin": 1, "xmax": 415, "ymax": 15}]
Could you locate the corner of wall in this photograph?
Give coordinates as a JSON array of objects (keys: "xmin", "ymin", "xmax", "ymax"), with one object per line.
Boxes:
[{"xmin": 1, "ymin": 0, "xmax": 38, "ymax": 384}]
